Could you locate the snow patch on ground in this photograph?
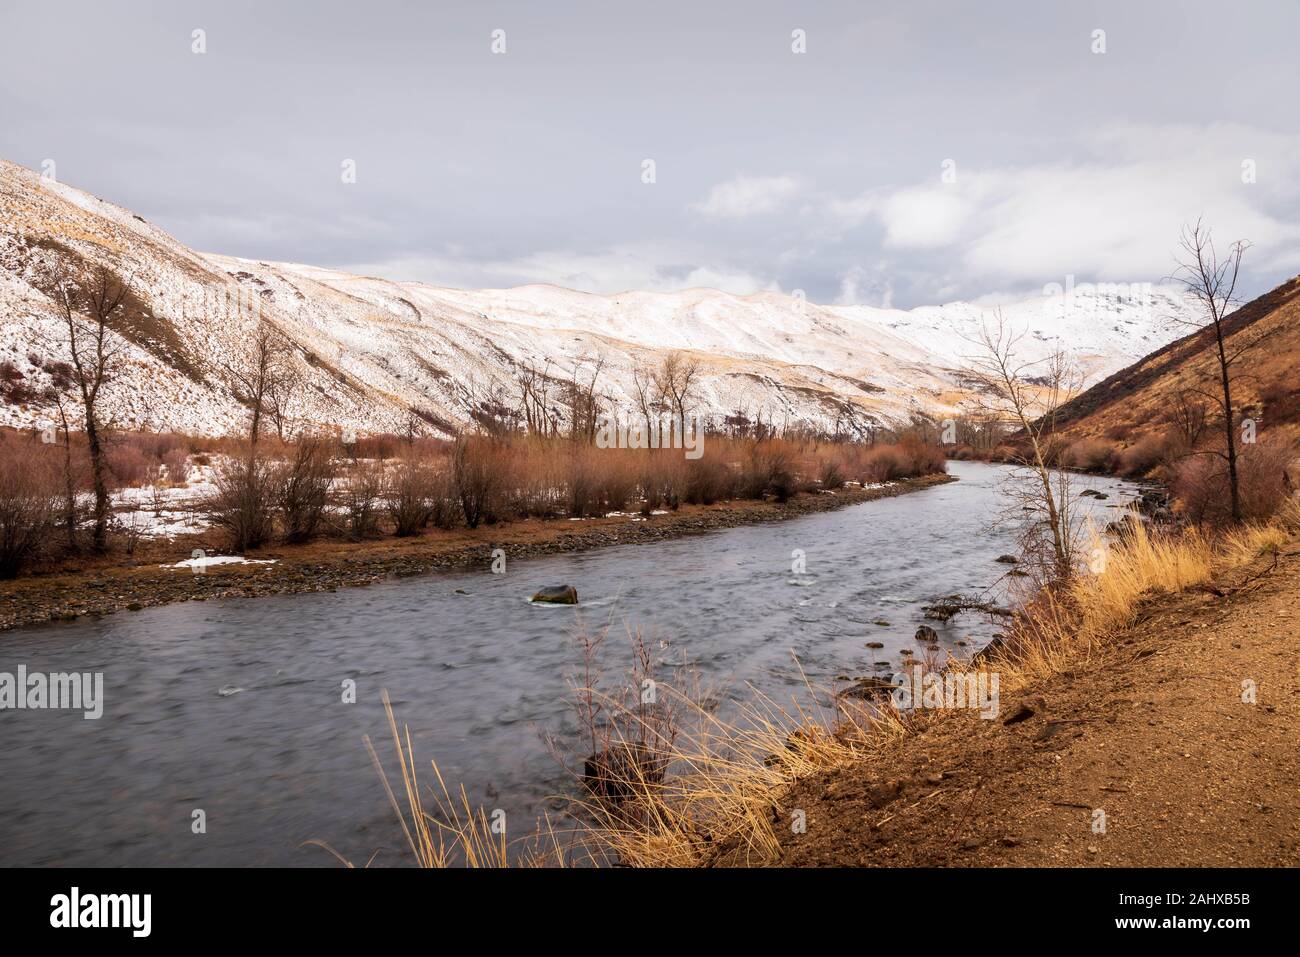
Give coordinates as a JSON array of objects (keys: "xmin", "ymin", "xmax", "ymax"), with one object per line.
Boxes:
[{"xmin": 163, "ymin": 555, "xmax": 277, "ymax": 569}]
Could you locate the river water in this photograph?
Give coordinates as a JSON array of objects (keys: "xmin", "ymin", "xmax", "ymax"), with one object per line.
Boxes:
[{"xmin": 0, "ymin": 462, "xmax": 1140, "ymax": 866}]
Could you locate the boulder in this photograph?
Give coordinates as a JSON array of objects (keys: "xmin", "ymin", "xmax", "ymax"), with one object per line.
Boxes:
[{"xmin": 532, "ymin": 585, "xmax": 578, "ymax": 604}]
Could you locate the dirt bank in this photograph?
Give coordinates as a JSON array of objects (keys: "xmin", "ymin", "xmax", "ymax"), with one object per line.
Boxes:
[
  {"xmin": 0, "ymin": 473, "xmax": 955, "ymax": 633},
  {"xmin": 763, "ymin": 537, "xmax": 1300, "ymax": 866}
]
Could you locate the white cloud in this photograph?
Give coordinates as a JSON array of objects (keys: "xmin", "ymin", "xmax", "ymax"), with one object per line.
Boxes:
[
  {"xmin": 693, "ymin": 175, "xmax": 804, "ymax": 220},
  {"xmin": 878, "ymin": 185, "xmax": 974, "ymax": 249},
  {"xmin": 354, "ymin": 125, "xmax": 1300, "ymax": 306},
  {"xmin": 828, "ymin": 124, "xmax": 1300, "ymax": 288}
]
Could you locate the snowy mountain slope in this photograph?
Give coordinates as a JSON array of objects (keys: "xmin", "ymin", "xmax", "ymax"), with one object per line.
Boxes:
[{"xmin": 0, "ymin": 159, "xmax": 1195, "ymax": 438}]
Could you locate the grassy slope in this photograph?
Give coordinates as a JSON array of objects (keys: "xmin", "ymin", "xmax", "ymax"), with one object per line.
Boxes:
[{"xmin": 1050, "ymin": 274, "xmax": 1300, "ymax": 444}]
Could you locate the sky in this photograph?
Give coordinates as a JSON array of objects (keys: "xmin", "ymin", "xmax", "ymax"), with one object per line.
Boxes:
[{"xmin": 2, "ymin": 0, "xmax": 1299, "ymax": 307}]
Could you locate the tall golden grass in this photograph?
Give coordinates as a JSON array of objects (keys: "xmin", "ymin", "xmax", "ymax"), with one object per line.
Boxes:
[{"xmin": 307, "ymin": 691, "xmax": 565, "ymax": 868}]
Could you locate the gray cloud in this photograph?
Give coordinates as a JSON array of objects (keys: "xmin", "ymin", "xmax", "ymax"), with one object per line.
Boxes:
[{"xmin": 2, "ymin": 0, "xmax": 1297, "ymax": 306}]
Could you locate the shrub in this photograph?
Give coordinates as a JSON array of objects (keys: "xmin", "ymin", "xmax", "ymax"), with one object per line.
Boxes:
[
  {"xmin": 862, "ymin": 445, "xmax": 910, "ymax": 483},
  {"xmin": 0, "ymin": 439, "xmax": 59, "ymax": 578},
  {"xmin": 207, "ymin": 455, "xmax": 277, "ymax": 551},
  {"xmin": 105, "ymin": 442, "xmax": 159, "ymax": 489},
  {"xmin": 453, "ymin": 436, "xmax": 502, "ymax": 528},
  {"xmin": 596, "ymin": 453, "xmax": 638, "ymax": 514},
  {"xmin": 1169, "ymin": 439, "xmax": 1296, "ymax": 526},
  {"xmin": 818, "ymin": 456, "xmax": 845, "ymax": 489},
  {"xmin": 638, "ymin": 452, "xmax": 684, "ymax": 513},
  {"xmin": 161, "ymin": 447, "xmax": 190, "ymax": 485},
  {"xmin": 1062, "ymin": 438, "xmax": 1119, "ymax": 473},
  {"xmin": 566, "ymin": 446, "xmax": 599, "ymax": 518},
  {"xmin": 737, "ymin": 442, "xmax": 792, "ymax": 499},
  {"xmin": 1117, "ymin": 434, "xmax": 1167, "ymax": 478},
  {"xmin": 275, "ymin": 437, "xmax": 335, "ymax": 543},
  {"xmin": 339, "ymin": 460, "xmax": 385, "ymax": 540},
  {"xmin": 501, "ymin": 439, "xmax": 565, "ymax": 518},
  {"xmin": 428, "ymin": 468, "xmax": 459, "ymax": 530},
  {"xmin": 897, "ymin": 434, "xmax": 946, "ymax": 475},
  {"xmin": 387, "ymin": 456, "xmax": 437, "ymax": 537},
  {"xmin": 683, "ymin": 456, "xmax": 734, "ymax": 505}
]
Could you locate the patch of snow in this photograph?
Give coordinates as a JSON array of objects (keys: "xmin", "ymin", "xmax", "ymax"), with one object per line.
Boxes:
[{"xmin": 163, "ymin": 555, "xmax": 277, "ymax": 569}]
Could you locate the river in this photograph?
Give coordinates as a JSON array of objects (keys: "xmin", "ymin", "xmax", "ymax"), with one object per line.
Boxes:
[{"xmin": 0, "ymin": 462, "xmax": 1141, "ymax": 866}]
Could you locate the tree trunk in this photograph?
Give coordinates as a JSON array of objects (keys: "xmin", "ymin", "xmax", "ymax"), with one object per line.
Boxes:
[
  {"xmin": 1215, "ymin": 330, "xmax": 1242, "ymax": 523},
  {"xmin": 84, "ymin": 414, "xmax": 109, "ymax": 553}
]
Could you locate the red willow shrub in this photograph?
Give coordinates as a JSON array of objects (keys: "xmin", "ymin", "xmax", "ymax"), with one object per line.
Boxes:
[
  {"xmin": 0, "ymin": 437, "xmax": 61, "ymax": 578},
  {"xmin": 207, "ymin": 456, "xmax": 278, "ymax": 550},
  {"xmin": 1061, "ymin": 437, "xmax": 1120, "ymax": 473},
  {"xmin": 1168, "ymin": 439, "xmax": 1295, "ymax": 526},
  {"xmin": 275, "ymin": 437, "xmax": 335, "ymax": 543},
  {"xmin": 1116, "ymin": 434, "xmax": 1168, "ymax": 478},
  {"xmin": 5, "ymin": 420, "xmax": 950, "ymax": 564}
]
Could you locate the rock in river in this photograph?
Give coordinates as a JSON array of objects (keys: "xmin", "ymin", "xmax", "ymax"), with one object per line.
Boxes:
[
  {"xmin": 532, "ymin": 585, "xmax": 578, "ymax": 604},
  {"xmin": 915, "ymin": 625, "xmax": 939, "ymax": 642}
]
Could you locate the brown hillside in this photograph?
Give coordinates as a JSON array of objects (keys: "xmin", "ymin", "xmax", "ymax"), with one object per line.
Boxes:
[{"xmin": 1051, "ymin": 275, "xmax": 1300, "ymax": 444}]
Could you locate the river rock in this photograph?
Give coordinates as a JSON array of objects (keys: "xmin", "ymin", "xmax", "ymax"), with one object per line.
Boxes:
[
  {"xmin": 994, "ymin": 554, "xmax": 1019, "ymax": 564},
  {"xmin": 915, "ymin": 625, "xmax": 939, "ymax": 642},
  {"xmin": 532, "ymin": 585, "xmax": 578, "ymax": 604},
  {"xmin": 838, "ymin": 675, "xmax": 901, "ymax": 701}
]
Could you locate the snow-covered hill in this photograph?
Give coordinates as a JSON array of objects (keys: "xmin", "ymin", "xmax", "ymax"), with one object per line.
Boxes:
[{"xmin": 0, "ymin": 159, "xmax": 1194, "ymax": 438}]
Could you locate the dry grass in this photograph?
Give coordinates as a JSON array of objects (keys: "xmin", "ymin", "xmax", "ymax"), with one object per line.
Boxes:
[
  {"xmin": 989, "ymin": 521, "xmax": 1213, "ymax": 687},
  {"xmin": 558, "ymin": 670, "xmax": 912, "ymax": 867},
  {"xmin": 307, "ymin": 691, "xmax": 563, "ymax": 868}
]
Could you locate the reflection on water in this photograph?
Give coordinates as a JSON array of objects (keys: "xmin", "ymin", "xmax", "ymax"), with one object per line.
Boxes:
[{"xmin": 0, "ymin": 463, "xmax": 1141, "ymax": 866}]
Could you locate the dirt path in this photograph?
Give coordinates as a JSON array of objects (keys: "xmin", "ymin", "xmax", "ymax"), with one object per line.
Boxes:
[
  {"xmin": 772, "ymin": 542, "xmax": 1300, "ymax": 866},
  {"xmin": 0, "ymin": 474, "xmax": 954, "ymax": 632}
]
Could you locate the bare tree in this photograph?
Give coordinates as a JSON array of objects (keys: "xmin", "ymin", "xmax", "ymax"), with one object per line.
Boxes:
[
  {"xmin": 630, "ymin": 362, "xmax": 664, "ymax": 445},
  {"xmin": 565, "ymin": 358, "xmax": 606, "ymax": 442},
  {"xmin": 221, "ymin": 313, "xmax": 298, "ymax": 452},
  {"xmin": 1170, "ymin": 219, "xmax": 1257, "ymax": 524},
  {"xmin": 517, "ymin": 359, "xmax": 559, "ymax": 437},
  {"xmin": 50, "ymin": 264, "xmax": 128, "ymax": 552},
  {"xmin": 38, "ymin": 372, "xmax": 81, "ymax": 551},
  {"xmin": 653, "ymin": 351, "xmax": 702, "ymax": 441},
  {"xmin": 963, "ymin": 311, "xmax": 1081, "ymax": 580}
]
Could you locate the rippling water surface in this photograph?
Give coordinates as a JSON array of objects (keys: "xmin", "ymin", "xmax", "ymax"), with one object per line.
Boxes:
[{"xmin": 0, "ymin": 462, "xmax": 1141, "ymax": 866}]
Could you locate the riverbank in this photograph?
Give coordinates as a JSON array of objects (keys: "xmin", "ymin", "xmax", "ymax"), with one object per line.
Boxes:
[
  {"xmin": 0, "ymin": 472, "xmax": 955, "ymax": 633},
  {"xmin": 750, "ymin": 528, "xmax": 1300, "ymax": 866}
]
